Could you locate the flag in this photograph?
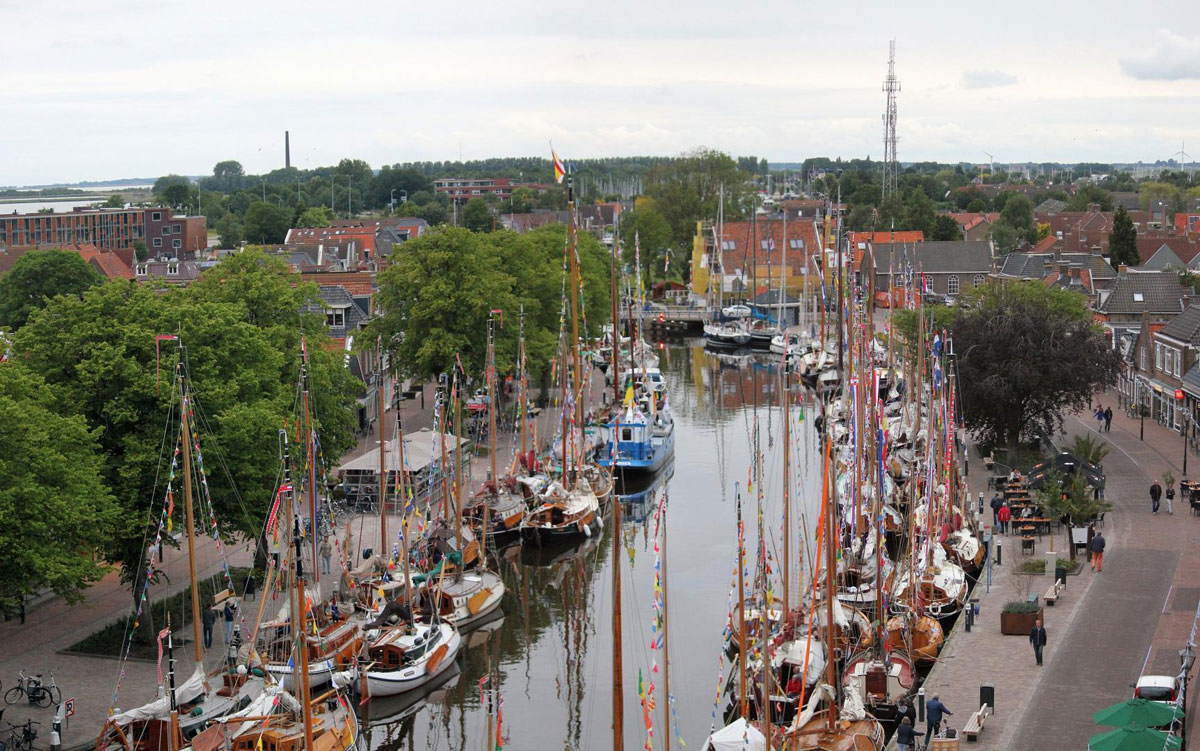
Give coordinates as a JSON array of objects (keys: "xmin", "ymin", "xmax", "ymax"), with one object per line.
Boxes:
[{"xmin": 552, "ymin": 148, "xmax": 566, "ymax": 184}]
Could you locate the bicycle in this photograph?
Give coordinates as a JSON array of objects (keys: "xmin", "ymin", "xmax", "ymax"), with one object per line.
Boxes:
[
  {"xmin": 0, "ymin": 715, "xmax": 39, "ymax": 751},
  {"xmin": 4, "ymin": 672, "xmax": 59, "ymax": 708}
]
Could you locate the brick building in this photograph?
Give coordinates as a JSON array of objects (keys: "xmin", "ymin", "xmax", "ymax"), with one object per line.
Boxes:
[{"xmin": 0, "ymin": 207, "xmax": 206, "ymax": 256}]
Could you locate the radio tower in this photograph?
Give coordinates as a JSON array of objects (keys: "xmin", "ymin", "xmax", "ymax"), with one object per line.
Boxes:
[{"xmin": 881, "ymin": 39, "xmax": 900, "ymax": 201}]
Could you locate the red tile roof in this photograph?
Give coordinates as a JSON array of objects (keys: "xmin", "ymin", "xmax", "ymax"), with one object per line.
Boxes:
[
  {"xmin": 847, "ymin": 230, "xmax": 925, "ymax": 247},
  {"xmin": 715, "ymin": 219, "xmax": 821, "ymax": 277},
  {"xmin": 75, "ymin": 245, "xmax": 134, "ymax": 280}
]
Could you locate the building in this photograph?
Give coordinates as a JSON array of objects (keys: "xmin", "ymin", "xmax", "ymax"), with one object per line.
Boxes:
[
  {"xmin": 1095, "ymin": 270, "xmax": 1187, "ymax": 359},
  {"xmin": 847, "ymin": 230, "xmax": 925, "ymax": 249},
  {"xmin": 1175, "ymin": 213, "xmax": 1200, "ymax": 235},
  {"xmin": 1035, "ymin": 205, "xmax": 1152, "ymax": 256},
  {"xmin": 993, "ymin": 251, "xmax": 1116, "ymax": 297},
  {"xmin": 0, "ymin": 207, "xmax": 206, "ymax": 256},
  {"xmin": 690, "ymin": 218, "xmax": 822, "ymax": 299},
  {"xmin": 947, "ymin": 213, "xmax": 1000, "ymax": 243},
  {"xmin": 433, "ymin": 178, "xmax": 548, "ymax": 202},
  {"xmin": 859, "ymin": 241, "xmax": 994, "ymax": 302},
  {"xmin": 133, "ymin": 258, "xmax": 202, "ymax": 285},
  {"xmin": 76, "ymin": 245, "xmax": 136, "ymax": 280},
  {"xmin": 1137, "ymin": 234, "xmax": 1200, "ymax": 270},
  {"xmin": 1130, "ymin": 306, "xmax": 1200, "ymax": 435}
]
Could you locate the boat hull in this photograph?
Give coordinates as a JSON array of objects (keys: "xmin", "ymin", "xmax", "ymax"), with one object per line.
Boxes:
[{"xmin": 366, "ymin": 626, "xmax": 461, "ymax": 697}]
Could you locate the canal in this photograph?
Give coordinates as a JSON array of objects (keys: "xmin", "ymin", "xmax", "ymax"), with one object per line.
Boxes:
[{"xmin": 361, "ymin": 341, "xmax": 829, "ymax": 751}]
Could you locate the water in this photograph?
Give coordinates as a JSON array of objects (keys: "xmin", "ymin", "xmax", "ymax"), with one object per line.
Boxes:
[{"xmin": 360, "ymin": 341, "xmax": 829, "ymax": 751}]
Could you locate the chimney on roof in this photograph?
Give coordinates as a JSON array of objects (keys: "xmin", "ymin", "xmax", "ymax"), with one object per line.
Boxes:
[
  {"xmin": 285, "ymin": 131, "xmax": 291, "ymax": 169},
  {"xmin": 1118, "ymin": 264, "xmax": 1129, "ymax": 276},
  {"xmin": 1087, "ymin": 203, "xmax": 1100, "ymax": 213}
]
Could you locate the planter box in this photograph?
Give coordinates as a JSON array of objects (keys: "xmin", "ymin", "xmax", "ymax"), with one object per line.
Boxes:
[{"xmin": 1000, "ymin": 607, "xmax": 1043, "ymax": 635}]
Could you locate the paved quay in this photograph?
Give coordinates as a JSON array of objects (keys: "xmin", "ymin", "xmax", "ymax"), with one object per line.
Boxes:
[{"xmin": 915, "ymin": 394, "xmax": 1200, "ymax": 750}]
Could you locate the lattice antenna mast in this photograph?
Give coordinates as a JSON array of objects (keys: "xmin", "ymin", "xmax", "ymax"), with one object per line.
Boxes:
[{"xmin": 881, "ymin": 39, "xmax": 900, "ymax": 201}]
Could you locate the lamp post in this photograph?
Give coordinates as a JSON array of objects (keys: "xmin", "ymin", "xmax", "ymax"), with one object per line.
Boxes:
[
  {"xmin": 390, "ymin": 189, "xmax": 396, "ymax": 216},
  {"xmin": 1140, "ymin": 379, "xmax": 1145, "ymax": 441},
  {"xmin": 1180, "ymin": 643, "xmax": 1195, "ymax": 751},
  {"xmin": 1178, "ymin": 389, "xmax": 1189, "ymax": 475}
]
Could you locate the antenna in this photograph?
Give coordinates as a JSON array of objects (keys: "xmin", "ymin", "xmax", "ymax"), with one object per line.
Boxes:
[{"xmin": 881, "ymin": 39, "xmax": 900, "ymax": 201}]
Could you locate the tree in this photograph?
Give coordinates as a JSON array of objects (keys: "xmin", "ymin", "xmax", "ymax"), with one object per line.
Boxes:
[
  {"xmin": 14, "ymin": 253, "xmax": 360, "ymax": 586},
  {"xmin": 619, "ymin": 207, "xmax": 673, "ymax": 282},
  {"xmin": 1109, "ymin": 205, "xmax": 1139, "ymax": 267},
  {"xmin": 1000, "ymin": 194, "xmax": 1034, "ymax": 234},
  {"xmin": 133, "ymin": 240, "xmax": 148, "ymax": 262},
  {"xmin": 1069, "ymin": 434, "xmax": 1111, "ymax": 465},
  {"xmin": 214, "ymin": 214, "xmax": 243, "ymax": 248},
  {"xmin": 508, "ymin": 187, "xmax": 535, "ymax": 214},
  {"xmin": 206, "ymin": 160, "xmax": 246, "ymax": 193},
  {"xmin": 103, "ymin": 194, "xmax": 125, "ymax": 208},
  {"xmin": 152, "ymin": 174, "xmax": 191, "ymax": 196},
  {"xmin": 334, "ymin": 158, "xmax": 373, "ymax": 192},
  {"xmin": 462, "ymin": 198, "xmax": 494, "ymax": 233},
  {"xmin": 1139, "ymin": 182, "xmax": 1184, "ymax": 221},
  {"xmin": 952, "ymin": 282, "xmax": 1121, "ymax": 459},
  {"xmin": 0, "ymin": 363, "xmax": 118, "ymax": 607},
  {"xmin": 644, "ymin": 148, "xmax": 751, "ymax": 246},
  {"xmin": 1065, "ymin": 184, "xmax": 1115, "ymax": 212},
  {"xmin": 295, "ymin": 206, "xmax": 335, "ymax": 228},
  {"xmin": 0, "ymin": 249, "xmax": 104, "ymax": 329},
  {"xmin": 162, "ymin": 182, "xmax": 197, "ymax": 211},
  {"xmin": 243, "ymin": 201, "xmax": 292, "ymax": 243},
  {"xmin": 931, "ymin": 215, "xmax": 963, "ymax": 241},
  {"xmin": 367, "ymin": 166, "xmax": 433, "ymax": 211},
  {"xmin": 965, "ymin": 197, "xmax": 988, "ymax": 213},
  {"xmin": 903, "ymin": 188, "xmax": 936, "ymax": 237},
  {"xmin": 1036, "ymin": 469, "xmax": 1112, "ymax": 561}
]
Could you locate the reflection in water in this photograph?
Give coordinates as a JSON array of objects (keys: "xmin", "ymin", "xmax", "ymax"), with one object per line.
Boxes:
[{"xmin": 361, "ymin": 342, "xmax": 824, "ymax": 750}]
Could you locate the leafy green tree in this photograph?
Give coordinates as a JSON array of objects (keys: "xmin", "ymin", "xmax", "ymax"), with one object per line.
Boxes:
[
  {"xmin": 535, "ymin": 189, "xmax": 567, "ymax": 211},
  {"xmin": 619, "ymin": 207, "xmax": 673, "ymax": 282},
  {"xmin": 1036, "ymin": 468, "xmax": 1112, "ymax": 561},
  {"xmin": 1065, "ymin": 185, "xmax": 1114, "ymax": 212},
  {"xmin": 1000, "ymin": 194, "xmax": 1034, "ymax": 234},
  {"xmin": 508, "ymin": 187, "xmax": 535, "ymax": 214},
  {"xmin": 931, "ymin": 215, "xmax": 963, "ymax": 241},
  {"xmin": 1069, "ymin": 434, "xmax": 1111, "ymax": 465},
  {"xmin": 644, "ymin": 148, "xmax": 750, "ymax": 246},
  {"xmin": 243, "ymin": 201, "xmax": 292, "ymax": 243},
  {"xmin": 295, "ymin": 207, "xmax": 335, "ymax": 228},
  {"xmin": 1138, "ymin": 182, "xmax": 1184, "ymax": 221},
  {"xmin": 462, "ymin": 198, "xmax": 494, "ymax": 232},
  {"xmin": 134, "ymin": 240, "xmax": 148, "ymax": 262},
  {"xmin": 966, "ymin": 198, "xmax": 987, "ymax": 213},
  {"xmin": 104, "ymin": 194, "xmax": 125, "ymax": 208},
  {"xmin": 951, "ymin": 282, "xmax": 1121, "ymax": 458},
  {"xmin": 152, "ymin": 174, "xmax": 191, "ymax": 196},
  {"xmin": 0, "ymin": 363, "xmax": 118, "ymax": 607},
  {"xmin": 214, "ymin": 215, "xmax": 243, "ymax": 248},
  {"xmin": 990, "ymin": 222, "xmax": 1019, "ymax": 255},
  {"xmin": 334, "ymin": 158, "xmax": 373, "ymax": 192},
  {"xmin": 14, "ymin": 251, "xmax": 360, "ymax": 586},
  {"xmin": 367, "ymin": 166, "xmax": 433, "ymax": 210},
  {"xmin": 1108, "ymin": 205, "xmax": 1139, "ymax": 267},
  {"xmin": 162, "ymin": 183, "xmax": 197, "ymax": 211},
  {"xmin": 903, "ymin": 188, "xmax": 936, "ymax": 237},
  {"xmin": 0, "ymin": 249, "xmax": 104, "ymax": 330},
  {"xmin": 203, "ymin": 161, "xmax": 246, "ymax": 193}
]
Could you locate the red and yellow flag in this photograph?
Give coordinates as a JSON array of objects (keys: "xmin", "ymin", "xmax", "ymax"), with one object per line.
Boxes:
[{"xmin": 552, "ymin": 148, "xmax": 566, "ymax": 184}]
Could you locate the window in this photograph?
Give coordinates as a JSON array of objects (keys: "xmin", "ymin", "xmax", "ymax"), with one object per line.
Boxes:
[
  {"xmin": 1141, "ymin": 346, "xmax": 1147, "ymax": 370},
  {"xmin": 173, "ymin": 225, "xmax": 182, "ymax": 234},
  {"xmin": 761, "ymin": 240, "xmax": 770, "ymax": 250},
  {"xmin": 1156, "ymin": 343, "xmax": 1163, "ymax": 370},
  {"xmin": 1133, "ymin": 293, "xmax": 1145, "ymax": 302},
  {"xmin": 326, "ymin": 308, "xmax": 346, "ymax": 328},
  {"xmin": 152, "ymin": 237, "xmax": 162, "ymax": 248},
  {"xmin": 789, "ymin": 239, "xmax": 805, "ymax": 249},
  {"xmin": 167, "ymin": 263, "xmax": 178, "ymax": 276},
  {"xmin": 721, "ymin": 240, "xmax": 735, "ymax": 251},
  {"xmin": 136, "ymin": 264, "xmax": 147, "ymax": 276},
  {"xmin": 152, "ymin": 212, "xmax": 162, "ymax": 221},
  {"xmin": 947, "ymin": 275, "xmax": 960, "ymax": 295},
  {"xmin": 172, "ymin": 239, "xmax": 182, "ymax": 249},
  {"xmin": 162, "ymin": 226, "xmax": 171, "ymax": 235},
  {"xmin": 974, "ymin": 274, "xmax": 985, "ymax": 288}
]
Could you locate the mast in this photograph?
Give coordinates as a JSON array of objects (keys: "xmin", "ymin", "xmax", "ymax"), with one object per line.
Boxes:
[
  {"xmin": 378, "ymin": 341, "xmax": 388, "ymax": 558},
  {"xmin": 282, "ymin": 431, "xmax": 315, "ymax": 751},
  {"xmin": 165, "ymin": 616, "xmax": 180, "ymax": 751},
  {"xmin": 661, "ymin": 495, "xmax": 672, "ymax": 751},
  {"xmin": 824, "ymin": 417, "xmax": 839, "ymax": 731},
  {"xmin": 612, "ymin": 222, "xmax": 622, "ymax": 405},
  {"xmin": 781, "ymin": 341, "xmax": 791, "ymax": 614},
  {"xmin": 519, "ymin": 308, "xmax": 528, "ymax": 460},
  {"xmin": 395, "ymin": 412, "xmax": 413, "ymax": 598},
  {"xmin": 297, "ymin": 576, "xmax": 316, "ymax": 751},
  {"xmin": 178, "ymin": 365, "xmax": 204, "ymax": 664},
  {"xmin": 737, "ymin": 489, "xmax": 748, "ymax": 718},
  {"xmin": 302, "ymin": 340, "xmax": 320, "ymax": 585},
  {"xmin": 566, "ymin": 174, "xmax": 584, "ymax": 479},
  {"xmin": 611, "ymin": 444, "xmax": 624, "ymax": 751}
]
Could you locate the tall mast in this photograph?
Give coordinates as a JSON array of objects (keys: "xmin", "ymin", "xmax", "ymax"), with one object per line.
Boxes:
[
  {"xmin": 737, "ymin": 489, "xmax": 747, "ymax": 718},
  {"xmin": 488, "ymin": 315, "xmax": 498, "ymax": 495},
  {"xmin": 612, "ymin": 220, "xmax": 622, "ymax": 405},
  {"xmin": 178, "ymin": 365, "xmax": 203, "ymax": 664},
  {"xmin": 824, "ymin": 424, "xmax": 839, "ymax": 731},
  {"xmin": 566, "ymin": 174, "xmax": 584, "ymax": 479},
  {"xmin": 395, "ymin": 413, "xmax": 413, "ymax": 597},
  {"xmin": 302, "ymin": 339, "xmax": 319, "ymax": 585},
  {"xmin": 611, "ymin": 446, "xmax": 624, "ymax": 751},
  {"xmin": 281, "ymin": 432, "xmax": 315, "ymax": 751},
  {"xmin": 378, "ymin": 341, "xmax": 388, "ymax": 557},
  {"xmin": 519, "ymin": 308, "xmax": 528, "ymax": 460},
  {"xmin": 661, "ymin": 494, "xmax": 672, "ymax": 751},
  {"xmin": 165, "ymin": 615, "xmax": 180, "ymax": 751},
  {"xmin": 781, "ymin": 343, "xmax": 791, "ymax": 615}
]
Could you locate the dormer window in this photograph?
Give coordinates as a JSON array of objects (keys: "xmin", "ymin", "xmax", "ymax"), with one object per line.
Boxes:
[
  {"xmin": 327, "ymin": 307, "xmax": 346, "ymax": 328},
  {"xmin": 136, "ymin": 264, "xmax": 147, "ymax": 276},
  {"xmin": 167, "ymin": 263, "xmax": 178, "ymax": 276}
]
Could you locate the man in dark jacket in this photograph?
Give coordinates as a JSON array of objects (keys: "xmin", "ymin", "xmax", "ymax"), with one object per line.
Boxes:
[
  {"xmin": 1030, "ymin": 619, "xmax": 1048, "ymax": 665},
  {"xmin": 201, "ymin": 607, "xmax": 216, "ymax": 648},
  {"xmin": 1150, "ymin": 481, "xmax": 1162, "ymax": 514},
  {"xmin": 1090, "ymin": 532, "xmax": 1106, "ymax": 572},
  {"xmin": 990, "ymin": 493, "xmax": 1003, "ymax": 529},
  {"xmin": 1103, "ymin": 406, "xmax": 1113, "ymax": 432},
  {"xmin": 924, "ymin": 695, "xmax": 952, "ymax": 748}
]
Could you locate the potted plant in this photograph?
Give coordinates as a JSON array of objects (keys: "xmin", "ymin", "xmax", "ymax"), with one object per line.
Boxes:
[
  {"xmin": 1000, "ymin": 567, "xmax": 1044, "ymax": 634},
  {"xmin": 1037, "ymin": 468, "xmax": 1113, "ymax": 562}
]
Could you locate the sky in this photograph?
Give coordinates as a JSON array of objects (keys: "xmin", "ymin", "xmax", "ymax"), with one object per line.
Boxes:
[{"xmin": 2, "ymin": 0, "xmax": 1199, "ymax": 185}]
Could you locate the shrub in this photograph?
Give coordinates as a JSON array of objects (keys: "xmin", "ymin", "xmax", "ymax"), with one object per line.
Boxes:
[
  {"xmin": 1003, "ymin": 600, "xmax": 1041, "ymax": 614},
  {"xmin": 1018, "ymin": 559, "xmax": 1046, "ymax": 574}
]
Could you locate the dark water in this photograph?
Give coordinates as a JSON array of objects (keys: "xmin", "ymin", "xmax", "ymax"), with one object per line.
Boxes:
[{"xmin": 361, "ymin": 342, "xmax": 828, "ymax": 751}]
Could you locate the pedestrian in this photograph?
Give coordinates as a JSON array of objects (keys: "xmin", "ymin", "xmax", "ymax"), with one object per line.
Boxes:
[
  {"xmin": 998, "ymin": 502, "xmax": 1011, "ymax": 535},
  {"xmin": 990, "ymin": 493, "xmax": 1004, "ymax": 529},
  {"xmin": 924, "ymin": 695, "xmax": 952, "ymax": 747},
  {"xmin": 320, "ymin": 537, "xmax": 333, "ymax": 575},
  {"xmin": 1090, "ymin": 531, "xmax": 1106, "ymax": 572},
  {"xmin": 896, "ymin": 716, "xmax": 917, "ymax": 751},
  {"xmin": 1104, "ymin": 406, "xmax": 1113, "ymax": 432},
  {"xmin": 1095, "ymin": 405, "xmax": 1105, "ymax": 428},
  {"xmin": 223, "ymin": 601, "xmax": 234, "ymax": 643},
  {"xmin": 1029, "ymin": 619, "xmax": 1048, "ymax": 666},
  {"xmin": 202, "ymin": 606, "xmax": 216, "ymax": 649},
  {"xmin": 896, "ymin": 696, "xmax": 917, "ymax": 728},
  {"xmin": 227, "ymin": 625, "xmax": 242, "ymax": 670},
  {"xmin": 1150, "ymin": 480, "xmax": 1163, "ymax": 514},
  {"xmin": 1165, "ymin": 483, "xmax": 1176, "ymax": 515},
  {"xmin": 244, "ymin": 573, "xmax": 256, "ymax": 601}
]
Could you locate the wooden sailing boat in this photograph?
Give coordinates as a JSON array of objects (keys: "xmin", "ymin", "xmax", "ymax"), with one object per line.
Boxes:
[{"xmin": 97, "ymin": 359, "xmax": 267, "ymax": 751}]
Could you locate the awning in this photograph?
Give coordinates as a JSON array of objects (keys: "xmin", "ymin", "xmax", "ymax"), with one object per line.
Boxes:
[{"xmin": 338, "ymin": 428, "xmax": 469, "ymax": 474}]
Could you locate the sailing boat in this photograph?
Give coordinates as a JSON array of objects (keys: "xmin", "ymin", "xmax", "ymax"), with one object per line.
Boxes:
[{"xmin": 98, "ymin": 360, "xmax": 266, "ymax": 751}]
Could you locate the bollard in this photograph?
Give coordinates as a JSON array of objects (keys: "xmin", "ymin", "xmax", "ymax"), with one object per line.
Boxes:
[
  {"xmin": 996, "ymin": 540, "xmax": 1003, "ymax": 567},
  {"xmin": 918, "ymin": 687, "xmax": 926, "ymax": 723},
  {"xmin": 51, "ymin": 702, "xmax": 64, "ymax": 751},
  {"xmin": 965, "ymin": 606, "xmax": 972, "ymax": 632}
]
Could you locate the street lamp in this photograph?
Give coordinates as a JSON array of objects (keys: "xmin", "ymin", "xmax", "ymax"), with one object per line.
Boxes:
[
  {"xmin": 1180, "ymin": 643, "xmax": 1195, "ymax": 751},
  {"xmin": 1178, "ymin": 389, "xmax": 1189, "ymax": 475}
]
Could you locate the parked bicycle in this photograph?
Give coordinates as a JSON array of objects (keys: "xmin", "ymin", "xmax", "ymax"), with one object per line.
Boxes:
[
  {"xmin": 4, "ymin": 672, "xmax": 59, "ymax": 708},
  {"xmin": 0, "ymin": 714, "xmax": 39, "ymax": 751}
]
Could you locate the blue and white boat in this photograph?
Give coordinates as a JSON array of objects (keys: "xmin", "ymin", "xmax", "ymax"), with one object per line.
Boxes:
[{"xmin": 598, "ymin": 370, "xmax": 675, "ymax": 475}]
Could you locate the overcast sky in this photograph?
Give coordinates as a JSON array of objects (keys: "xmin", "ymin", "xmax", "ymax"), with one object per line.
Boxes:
[{"xmin": 3, "ymin": 0, "xmax": 1199, "ymax": 185}]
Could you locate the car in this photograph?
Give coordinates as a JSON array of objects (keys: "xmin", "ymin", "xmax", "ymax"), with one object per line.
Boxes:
[
  {"xmin": 722, "ymin": 304, "xmax": 752, "ymax": 318},
  {"xmin": 1134, "ymin": 674, "xmax": 1180, "ymax": 703}
]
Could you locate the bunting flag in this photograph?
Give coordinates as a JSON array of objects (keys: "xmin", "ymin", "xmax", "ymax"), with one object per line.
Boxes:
[
  {"xmin": 156, "ymin": 628, "xmax": 170, "ymax": 684},
  {"xmin": 552, "ymin": 147, "xmax": 566, "ymax": 184}
]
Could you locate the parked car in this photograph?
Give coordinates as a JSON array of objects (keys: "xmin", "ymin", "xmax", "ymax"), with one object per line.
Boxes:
[
  {"xmin": 1134, "ymin": 674, "xmax": 1180, "ymax": 703},
  {"xmin": 722, "ymin": 304, "xmax": 752, "ymax": 318}
]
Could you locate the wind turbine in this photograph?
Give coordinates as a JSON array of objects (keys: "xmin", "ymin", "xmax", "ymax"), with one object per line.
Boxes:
[
  {"xmin": 1172, "ymin": 141, "xmax": 1192, "ymax": 173},
  {"xmin": 983, "ymin": 151, "xmax": 995, "ymax": 177}
]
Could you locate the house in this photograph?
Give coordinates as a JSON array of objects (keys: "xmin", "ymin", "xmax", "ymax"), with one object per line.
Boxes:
[
  {"xmin": 76, "ymin": 245, "xmax": 135, "ymax": 280},
  {"xmin": 133, "ymin": 258, "xmax": 201, "ymax": 285},
  {"xmin": 284, "ymin": 226, "xmax": 377, "ymax": 269},
  {"xmin": 328, "ymin": 217, "xmax": 429, "ymax": 259},
  {"xmin": 993, "ymin": 251, "xmax": 1116, "ymax": 296},
  {"xmin": 1130, "ymin": 306, "xmax": 1200, "ymax": 434},
  {"xmin": 1095, "ymin": 270, "xmax": 1187, "ymax": 358},
  {"xmin": 847, "ymin": 230, "xmax": 924, "ymax": 249},
  {"xmin": 1036, "ymin": 205, "xmax": 1152, "ymax": 256},
  {"xmin": 1034, "ymin": 199, "xmax": 1067, "ymax": 215},
  {"xmin": 860, "ymin": 240, "xmax": 994, "ymax": 302},
  {"xmin": 691, "ymin": 218, "xmax": 822, "ymax": 299},
  {"xmin": 1175, "ymin": 213, "xmax": 1200, "ymax": 235},
  {"xmin": 750, "ymin": 289, "xmax": 802, "ymax": 326},
  {"xmin": 947, "ymin": 213, "xmax": 1000, "ymax": 243},
  {"xmin": 1137, "ymin": 235, "xmax": 1200, "ymax": 270}
]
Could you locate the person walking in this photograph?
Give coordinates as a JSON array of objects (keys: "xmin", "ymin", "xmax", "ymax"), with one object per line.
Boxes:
[
  {"xmin": 1150, "ymin": 480, "xmax": 1163, "ymax": 514},
  {"xmin": 320, "ymin": 537, "xmax": 333, "ymax": 575},
  {"xmin": 1095, "ymin": 405, "xmax": 1105, "ymax": 429},
  {"xmin": 1165, "ymin": 484, "xmax": 1175, "ymax": 515},
  {"xmin": 1090, "ymin": 531, "xmax": 1106, "ymax": 572},
  {"xmin": 1029, "ymin": 619, "xmax": 1048, "ymax": 666},
  {"xmin": 223, "ymin": 601, "xmax": 235, "ymax": 643},
  {"xmin": 202, "ymin": 606, "xmax": 216, "ymax": 649},
  {"xmin": 990, "ymin": 493, "xmax": 1003, "ymax": 529},
  {"xmin": 1103, "ymin": 406, "xmax": 1113, "ymax": 432},
  {"xmin": 244, "ymin": 573, "xmax": 256, "ymax": 601},
  {"xmin": 896, "ymin": 717, "xmax": 917, "ymax": 751},
  {"xmin": 998, "ymin": 502, "xmax": 1012, "ymax": 535},
  {"xmin": 924, "ymin": 695, "xmax": 952, "ymax": 748}
]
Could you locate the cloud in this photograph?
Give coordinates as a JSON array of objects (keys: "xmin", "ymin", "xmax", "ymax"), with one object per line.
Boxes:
[
  {"xmin": 1120, "ymin": 31, "xmax": 1200, "ymax": 80},
  {"xmin": 961, "ymin": 69, "xmax": 1018, "ymax": 89}
]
